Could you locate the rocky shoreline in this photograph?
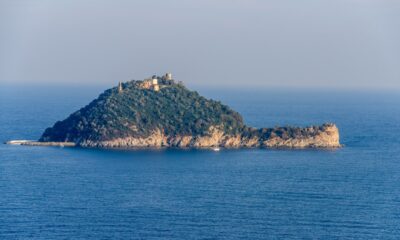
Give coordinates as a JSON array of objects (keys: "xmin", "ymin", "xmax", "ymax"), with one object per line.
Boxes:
[
  {"xmin": 77, "ymin": 123, "xmax": 340, "ymax": 149},
  {"xmin": 6, "ymin": 123, "xmax": 340, "ymax": 149}
]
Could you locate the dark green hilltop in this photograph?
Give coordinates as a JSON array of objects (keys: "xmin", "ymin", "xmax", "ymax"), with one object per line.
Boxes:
[{"xmin": 40, "ymin": 75, "xmax": 244, "ymax": 143}]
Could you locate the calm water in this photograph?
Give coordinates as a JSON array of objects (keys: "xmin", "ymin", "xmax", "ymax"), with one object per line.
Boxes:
[{"xmin": 1, "ymin": 86, "xmax": 400, "ymax": 239}]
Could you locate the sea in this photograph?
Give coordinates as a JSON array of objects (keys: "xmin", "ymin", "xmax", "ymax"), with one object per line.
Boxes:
[{"xmin": 0, "ymin": 85, "xmax": 400, "ymax": 239}]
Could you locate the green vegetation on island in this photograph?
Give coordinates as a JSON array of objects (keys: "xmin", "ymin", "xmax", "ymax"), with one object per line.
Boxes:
[{"xmin": 40, "ymin": 76, "xmax": 244, "ymax": 143}]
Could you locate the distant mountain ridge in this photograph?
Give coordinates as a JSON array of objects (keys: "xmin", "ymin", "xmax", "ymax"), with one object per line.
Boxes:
[{"xmin": 39, "ymin": 74, "xmax": 340, "ymax": 149}]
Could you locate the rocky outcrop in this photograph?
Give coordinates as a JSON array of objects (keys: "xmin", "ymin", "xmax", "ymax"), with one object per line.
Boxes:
[
  {"xmin": 76, "ymin": 124, "xmax": 340, "ymax": 149},
  {"xmin": 261, "ymin": 124, "xmax": 340, "ymax": 148}
]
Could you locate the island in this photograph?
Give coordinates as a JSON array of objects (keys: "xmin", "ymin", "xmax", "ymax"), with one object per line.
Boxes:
[{"xmin": 9, "ymin": 73, "xmax": 341, "ymax": 149}]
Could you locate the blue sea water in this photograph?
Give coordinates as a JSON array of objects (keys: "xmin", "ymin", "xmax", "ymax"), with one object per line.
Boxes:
[{"xmin": 1, "ymin": 86, "xmax": 400, "ymax": 239}]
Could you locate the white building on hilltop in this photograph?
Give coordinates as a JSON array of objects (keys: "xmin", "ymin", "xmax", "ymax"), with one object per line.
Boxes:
[
  {"xmin": 165, "ymin": 73, "xmax": 173, "ymax": 80},
  {"xmin": 139, "ymin": 73, "xmax": 175, "ymax": 92},
  {"xmin": 152, "ymin": 76, "xmax": 158, "ymax": 85}
]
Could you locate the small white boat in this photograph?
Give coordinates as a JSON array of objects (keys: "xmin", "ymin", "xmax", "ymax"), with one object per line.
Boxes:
[{"xmin": 212, "ymin": 147, "xmax": 220, "ymax": 152}]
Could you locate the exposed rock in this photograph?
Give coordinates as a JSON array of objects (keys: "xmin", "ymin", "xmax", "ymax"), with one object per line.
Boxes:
[
  {"xmin": 262, "ymin": 123, "xmax": 340, "ymax": 148},
  {"xmin": 71, "ymin": 124, "xmax": 340, "ymax": 149}
]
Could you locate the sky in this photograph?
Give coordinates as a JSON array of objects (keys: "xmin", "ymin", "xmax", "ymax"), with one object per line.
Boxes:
[{"xmin": 0, "ymin": 0, "xmax": 399, "ymax": 89}]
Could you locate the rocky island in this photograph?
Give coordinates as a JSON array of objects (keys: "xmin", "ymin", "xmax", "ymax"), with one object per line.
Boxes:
[{"xmin": 19, "ymin": 73, "xmax": 340, "ymax": 149}]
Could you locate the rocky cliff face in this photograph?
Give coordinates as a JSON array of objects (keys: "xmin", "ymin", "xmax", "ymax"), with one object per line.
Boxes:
[
  {"xmin": 78, "ymin": 124, "xmax": 340, "ymax": 149},
  {"xmin": 39, "ymin": 77, "xmax": 341, "ymax": 149},
  {"xmin": 261, "ymin": 124, "xmax": 340, "ymax": 148}
]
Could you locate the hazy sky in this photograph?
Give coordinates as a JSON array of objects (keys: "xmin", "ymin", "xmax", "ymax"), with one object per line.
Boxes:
[{"xmin": 1, "ymin": 0, "xmax": 399, "ymax": 89}]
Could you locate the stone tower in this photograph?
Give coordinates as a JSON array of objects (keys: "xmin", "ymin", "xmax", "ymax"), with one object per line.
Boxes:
[
  {"xmin": 165, "ymin": 73, "xmax": 172, "ymax": 80},
  {"xmin": 118, "ymin": 82, "xmax": 123, "ymax": 93},
  {"xmin": 152, "ymin": 76, "xmax": 158, "ymax": 85}
]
